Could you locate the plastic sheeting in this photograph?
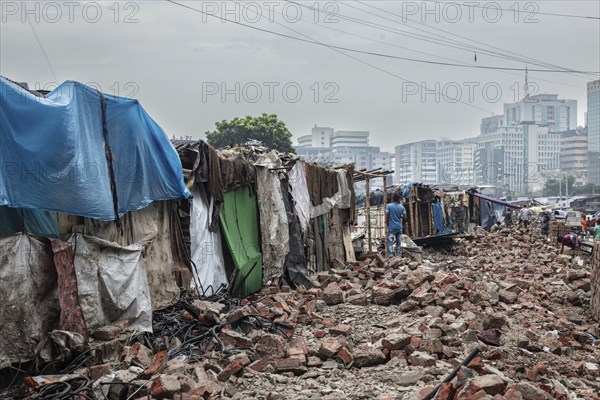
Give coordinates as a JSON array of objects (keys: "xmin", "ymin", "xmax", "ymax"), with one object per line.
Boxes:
[
  {"xmin": 0, "ymin": 234, "xmax": 59, "ymax": 369},
  {"xmin": 289, "ymin": 161, "xmax": 310, "ymax": 233},
  {"xmin": 432, "ymin": 201, "xmax": 453, "ymax": 235},
  {"xmin": 310, "ymin": 169, "xmax": 352, "ymax": 218},
  {"xmin": 83, "ymin": 201, "xmax": 186, "ymax": 310},
  {"xmin": 0, "ymin": 78, "xmax": 190, "ymax": 220},
  {"xmin": 0, "ymin": 205, "xmax": 58, "ymax": 238},
  {"xmin": 479, "ymin": 200, "xmax": 498, "ymax": 231},
  {"xmin": 256, "ymin": 166, "xmax": 290, "ymax": 284},
  {"xmin": 280, "ymin": 178, "xmax": 312, "ymax": 288},
  {"xmin": 190, "ymin": 186, "xmax": 228, "ymax": 296},
  {"xmin": 68, "ymin": 234, "xmax": 152, "ymax": 332},
  {"xmin": 220, "ymin": 186, "xmax": 263, "ymax": 297}
]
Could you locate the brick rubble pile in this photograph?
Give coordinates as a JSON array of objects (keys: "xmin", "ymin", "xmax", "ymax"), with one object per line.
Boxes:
[{"xmin": 10, "ymin": 227, "xmax": 600, "ymax": 399}]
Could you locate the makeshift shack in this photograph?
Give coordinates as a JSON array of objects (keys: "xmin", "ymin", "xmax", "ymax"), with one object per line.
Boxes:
[
  {"xmin": 0, "ymin": 77, "xmax": 190, "ymax": 368},
  {"xmin": 173, "ymin": 140, "xmax": 357, "ymax": 295}
]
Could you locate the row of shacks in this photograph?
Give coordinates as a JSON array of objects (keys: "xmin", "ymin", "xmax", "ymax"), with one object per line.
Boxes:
[
  {"xmin": 354, "ymin": 182, "xmax": 519, "ymax": 251},
  {"xmin": 0, "ymin": 78, "xmax": 359, "ymax": 369},
  {"xmin": 0, "ymin": 77, "xmax": 512, "ymax": 371}
]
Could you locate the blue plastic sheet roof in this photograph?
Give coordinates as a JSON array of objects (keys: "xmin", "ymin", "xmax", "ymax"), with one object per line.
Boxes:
[
  {"xmin": 0, "ymin": 78, "xmax": 190, "ymax": 220},
  {"xmin": 469, "ymin": 192, "xmax": 520, "ymax": 209}
]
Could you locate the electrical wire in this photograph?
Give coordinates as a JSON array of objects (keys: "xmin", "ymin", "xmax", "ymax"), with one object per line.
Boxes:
[
  {"xmin": 243, "ymin": 0, "xmax": 587, "ymax": 89},
  {"xmin": 226, "ymin": 0, "xmax": 496, "ymax": 113},
  {"xmin": 165, "ymin": 0, "xmax": 599, "ymax": 74},
  {"xmin": 26, "ymin": 16, "xmax": 58, "ymax": 82},
  {"xmin": 345, "ymin": 0, "xmax": 600, "ymax": 80},
  {"xmin": 423, "ymin": 0, "xmax": 600, "ymax": 20}
]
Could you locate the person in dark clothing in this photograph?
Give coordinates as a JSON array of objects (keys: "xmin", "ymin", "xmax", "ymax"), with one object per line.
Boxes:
[
  {"xmin": 386, "ymin": 194, "xmax": 407, "ymax": 257},
  {"xmin": 503, "ymin": 208, "xmax": 513, "ymax": 226},
  {"xmin": 540, "ymin": 211, "xmax": 551, "ymax": 236}
]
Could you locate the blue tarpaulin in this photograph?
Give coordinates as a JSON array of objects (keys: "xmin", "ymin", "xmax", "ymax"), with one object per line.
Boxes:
[
  {"xmin": 0, "ymin": 206, "xmax": 58, "ymax": 238},
  {"xmin": 469, "ymin": 192, "xmax": 520, "ymax": 209},
  {"xmin": 0, "ymin": 78, "xmax": 190, "ymax": 220},
  {"xmin": 432, "ymin": 200, "xmax": 453, "ymax": 235}
]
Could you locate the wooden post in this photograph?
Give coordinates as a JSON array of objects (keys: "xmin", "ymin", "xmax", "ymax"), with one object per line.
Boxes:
[
  {"xmin": 410, "ymin": 187, "xmax": 417, "ymax": 238},
  {"xmin": 366, "ymin": 177, "xmax": 371, "ymax": 252},
  {"xmin": 383, "ymin": 176, "xmax": 388, "ymax": 242},
  {"xmin": 429, "ymin": 203, "xmax": 434, "ymax": 236}
]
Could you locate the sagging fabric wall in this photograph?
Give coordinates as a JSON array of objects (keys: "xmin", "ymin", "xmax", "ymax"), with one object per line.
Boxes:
[
  {"xmin": 83, "ymin": 201, "xmax": 190, "ymax": 310},
  {"xmin": 66, "ymin": 234, "xmax": 152, "ymax": 332},
  {"xmin": 0, "ymin": 234, "xmax": 59, "ymax": 369},
  {"xmin": 255, "ymin": 166, "xmax": 290, "ymax": 285},
  {"xmin": 190, "ymin": 186, "xmax": 228, "ymax": 296}
]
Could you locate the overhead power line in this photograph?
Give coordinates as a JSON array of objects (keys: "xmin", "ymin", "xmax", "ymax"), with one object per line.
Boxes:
[
  {"xmin": 334, "ymin": 0, "xmax": 599, "ymax": 80},
  {"xmin": 26, "ymin": 16, "xmax": 58, "ymax": 82},
  {"xmin": 227, "ymin": 0, "xmax": 495, "ymax": 114},
  {"xmin": 423, "ymin": 0, "xmax": 600, "ymax": 20},
  {"xmin": 166, "ymin": 0, "xmax": 599, "ymax": 74},
  {"xmin": 285, "ymin": 0, "xmax": 598, "ymax": 79}
]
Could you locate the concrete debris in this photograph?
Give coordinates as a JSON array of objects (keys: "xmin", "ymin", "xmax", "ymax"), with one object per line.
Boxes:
[{"xmin": 9, "ymin": 226, "xmax": 600, "ymax": 399}]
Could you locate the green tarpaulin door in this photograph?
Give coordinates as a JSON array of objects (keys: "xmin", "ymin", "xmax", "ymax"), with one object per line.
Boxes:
[{"xmin": 219, "ymin": 186, "xmax": 263, "ymax": 297}]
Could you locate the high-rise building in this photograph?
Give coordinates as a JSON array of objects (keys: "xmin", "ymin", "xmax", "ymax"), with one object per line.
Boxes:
[
  {"xmin": 561, "ymin": 129, "xmax": 588, "ymax": 181},
  {"xmin": 475, "ymin": 125, "xmax": 560, "ymax": 193},
  {"xmin": 297, "ymin": 126, "xmax": 369, "ymax": 149},
  {"xmin": 436, "ymin": 140, "xmax": 476, "ymax": 185},
  {"xmin": 394, "ymin": 140, "xmax": 437, "ymax": 184},
  {"xmin": 480, "ymin": 115, "xmax": 504, "ymax": 135},
  {"xmin": 587, "ymin": 80, "xmax": 600, "ymax": 184},
  {"xmin": 504, "ymin": 94, "xmax": 577, "ymax": 132},
  {"xmin": 295, "ymin": 125, "xmax": 393, "ymax": 173}
]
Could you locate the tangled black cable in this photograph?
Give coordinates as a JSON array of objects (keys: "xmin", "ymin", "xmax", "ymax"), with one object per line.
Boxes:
[{"xmin": 29, "ymin": 376, "xmax": 92, "ymax": 400}]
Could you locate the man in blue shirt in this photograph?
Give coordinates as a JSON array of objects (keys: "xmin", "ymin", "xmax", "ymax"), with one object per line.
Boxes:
[{"xmin": 386, "ymin": 194, "xmax": 407, "ymax": 257}]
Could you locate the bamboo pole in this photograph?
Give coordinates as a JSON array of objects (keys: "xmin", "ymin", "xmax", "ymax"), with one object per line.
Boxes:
[
  {"xmin": 410, "ymin": 187, "xmax": 417, "ymax": 238},
  {"xmin": 383, "ymin": 176, "xmax": 388, "ymax": 242}
]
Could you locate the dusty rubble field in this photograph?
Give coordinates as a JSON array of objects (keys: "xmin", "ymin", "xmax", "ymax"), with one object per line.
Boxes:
[{"xmin": 4, "ymin": 227, "xmax": 600, "ymax": 400}]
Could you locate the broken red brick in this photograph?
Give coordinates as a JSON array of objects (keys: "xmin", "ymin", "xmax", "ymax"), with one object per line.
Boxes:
[
  {"xmin": 217, "ymin": 358, "xmax": 245, "ymax": 382},
  {"xmin": 329, "ymin": 324, "xmax": 352, "ymax": 336},
  {"xmin": 143, "ymin": 351, "xmax": 168, "ymax": 378},
  {"xmin": 319, "ymin": 339, "xmax": 343, "ymax": 358},
  {"xmin": 150, "ymin": 375, "xmax": 181, "ymax": 399}
]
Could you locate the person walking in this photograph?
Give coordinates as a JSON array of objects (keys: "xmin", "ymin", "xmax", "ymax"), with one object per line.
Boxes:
[
  {"xmin": 503, "ymin": 208, "xmax": 513, "ymax": 226},
  {"xmin": 518, "ymin": 206, "xmax": 532, "ymax": 229},
  {"xmin": 386, "ymin": 194, "xmax": 407, "ymax": 258}
]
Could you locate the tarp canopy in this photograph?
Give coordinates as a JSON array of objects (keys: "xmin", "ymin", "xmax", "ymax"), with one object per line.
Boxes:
[
  {"xmin": 0, "ymin": 78, "xmax": 190, "ymax": 220},
  {"xmin": 220, "ymin": 186, "xmax": 263, "ymax": 297},
  {"xmin": 469, "ymin": 192, "xmax": 520, "ymax": 210}
]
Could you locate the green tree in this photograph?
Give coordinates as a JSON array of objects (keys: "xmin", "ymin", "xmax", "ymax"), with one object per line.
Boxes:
[
  {"xmin": 543, "ymin": 176, "xmax": 576, "ymax": 196},
  {"xmin": 205, "ymin": 114, "xmax": 295, "ymax": 153}
]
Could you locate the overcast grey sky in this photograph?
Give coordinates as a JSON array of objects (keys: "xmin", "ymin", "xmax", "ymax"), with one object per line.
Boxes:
[{"xmin": 1, "ymin": 0, "xmax": 599, "ymax": 153}]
